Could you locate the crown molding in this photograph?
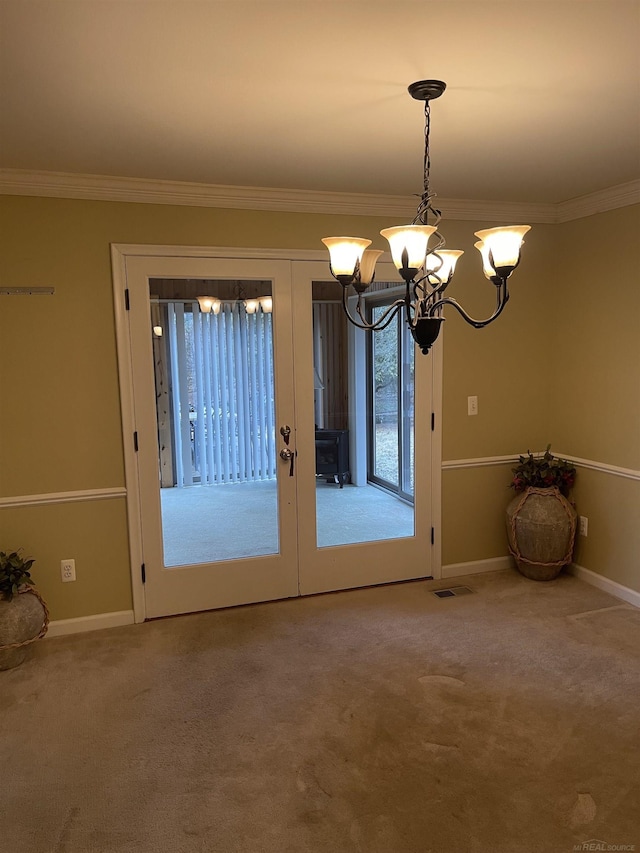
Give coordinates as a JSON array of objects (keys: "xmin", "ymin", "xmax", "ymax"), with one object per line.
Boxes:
[
  {"xmin": 556, "ymin": 179, "xmax": 640, "ymax": 223},
  {"xmin": 1, "ymin": 168, "xmax": 637, "ymax": 223}
]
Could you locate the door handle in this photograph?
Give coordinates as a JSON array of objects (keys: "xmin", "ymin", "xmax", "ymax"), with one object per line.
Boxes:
[
  {"xmin": 279, "ymin": 425, "xmax": 291, "ymax": 445},
  {"xmin": 279, "ymin": 447, "xmax": 295, "ymax": 477}
]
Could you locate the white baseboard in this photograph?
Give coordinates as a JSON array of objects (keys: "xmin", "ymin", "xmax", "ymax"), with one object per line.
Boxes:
[
  {"xmin": 441, "ymin": 555, "xmax": 512, "ymax": 579},
  {"xmin": 40, "ymin": 566, "xmax": 639, "ymax": 636},
  {"xmin": 568, "ymin": 563, "xmax": 640, "ymax": 609},
  {"xmin": 46, "ymin": 610, "xmax": 135, "ymax": 638}
]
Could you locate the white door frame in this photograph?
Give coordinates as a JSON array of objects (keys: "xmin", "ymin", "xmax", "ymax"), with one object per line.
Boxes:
[{"xmin": 111, "ymin": 244, "xmax": 443, "ymax": 623}]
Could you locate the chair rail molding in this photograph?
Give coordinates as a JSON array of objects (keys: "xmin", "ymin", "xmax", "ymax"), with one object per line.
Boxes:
[
  {"xmin": 0, "ymin": 487, "xmax": 127, "ymax": 509},
  {"xmin": 442, "ymin": 453, "xmax": 640, "ymax": 481}
]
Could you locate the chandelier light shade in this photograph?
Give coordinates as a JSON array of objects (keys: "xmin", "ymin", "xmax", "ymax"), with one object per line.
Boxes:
[
  {"xmin": 322, "ymin": 80, "xmax": 531, "ymax": 354},
  {"xmin": 380, "ymin": 225, "xmax": 438, "ymax": 280},
  {"xmin": 196, "ymin": 296, "xmax": 221, "ymax": 314},
  {"xmin": 474, "ymin": 240, "xmax": 498, "ymax": 281},
  {"xmin": 320, "ymin": 237, "xmax": 372, "ymax": 282},
  {"xmin": 358, "ymin": 250, "xmax": 384, "ymax": 289},
  {"xmin": 425, "ymin": 249, "xmax": 464, "ymax": 284},
  {"xmin": 474, "ymin": 225, "xmax": 531, "ymax": 275}
]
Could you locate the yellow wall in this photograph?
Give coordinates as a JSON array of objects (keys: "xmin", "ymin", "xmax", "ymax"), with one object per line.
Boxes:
[
  {"xmin": 441, "ymin": 205, "xmax": 640, "ymax": 592},
  {"xmin": 551, "ymin": 207, "xmax": 640, "ymax": 471},
  {"xmin": 0, "ymin": 196, "xmax": 638, "ymax": 619},
  {"xmin": 571, "ymin": 469, "xmax": 639, "ymax": 592},
  {"xmin": 550, "ymin": 206, "xmax": 640, "ymax": 590},
  {"xmin": 440, "ymin": 220, "xmax": 557, "ymax": 460},
  {"xmin": 0, "ymin": 500, "xmax": 131, "ymax": 621}
]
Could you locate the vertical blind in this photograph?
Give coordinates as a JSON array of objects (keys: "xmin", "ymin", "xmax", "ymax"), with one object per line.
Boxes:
[{"xmin": 167, "ymin": 301, "xmax": 276, "ymax": 486}]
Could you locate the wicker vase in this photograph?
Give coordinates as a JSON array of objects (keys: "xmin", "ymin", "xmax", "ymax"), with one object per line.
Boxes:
[
  {"xmin": 506, "ymin": 486, "xmax": 577, "ymax": 581},
  {"xmin": 0, "ymin": 589, "xmax": 47, "ymax": 670}
]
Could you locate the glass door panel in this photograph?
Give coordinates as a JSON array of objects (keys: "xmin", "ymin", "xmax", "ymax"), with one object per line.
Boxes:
[
  {"xmin": 372, "ymin": 308, "xmax": 399, "ymax": 486},
  {"xmin": 369, "ymin": 302, "xmax": 415, "ymax": 502},
  {"xmin": 292, "ymin": 261, "xmax": 433, "ymax": 597},
  {"xmin": 310, "ymin": 280, "xmax": 414, "ymax": 548},
  {"xmin": 401, "ymin": 325, "xmax": 415, "ymax": 497},
  {"xmin": 149, "ymin": 279, "xmax": 278, "ymax": 567}
]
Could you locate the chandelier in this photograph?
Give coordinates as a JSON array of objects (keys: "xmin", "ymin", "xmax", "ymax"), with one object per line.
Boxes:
[{"xmin": 322, "ymin": 80, "xmax": 530, "ymax": 354}]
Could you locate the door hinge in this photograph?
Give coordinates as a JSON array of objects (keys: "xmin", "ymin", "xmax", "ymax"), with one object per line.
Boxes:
[
  {"xmin": 431, "ymin": 527, "xmax": 435, "ymax": 545},
  {"xmin": 125, "ymin": 288, "xmax": 130, "ymax": 310},
  {"xmin": 134, "ymin": 431, "xmax": 139, "ymax": 451},
  {"xmin": 431, "ymin": 412, "xmax": 435, "ymax": 431},
  {"xmin": 141, "ymin": 563, "xmax": 146, "ymax": 584}
]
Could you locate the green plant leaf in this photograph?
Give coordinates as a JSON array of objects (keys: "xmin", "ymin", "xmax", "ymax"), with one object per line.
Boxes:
[{"xmin": 0, "ymin": 549, "xmax": 37, "ymax": 597}]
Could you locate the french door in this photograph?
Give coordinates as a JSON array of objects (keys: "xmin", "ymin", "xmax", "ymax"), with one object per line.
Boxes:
[
  {"xmin": 114, "ymin": 248, "xmax": 438, "ymax": 620},
  {"xmin": 292, "ymin": 261, "xmax": 434, "ymax": 596}
]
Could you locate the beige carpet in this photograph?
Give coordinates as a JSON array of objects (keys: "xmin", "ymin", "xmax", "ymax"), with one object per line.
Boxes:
[{"xmin": 2, "ymin": 570, "xmax": 639, "ymax": 853}]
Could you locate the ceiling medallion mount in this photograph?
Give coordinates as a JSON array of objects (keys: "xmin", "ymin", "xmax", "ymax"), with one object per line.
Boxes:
[
  {"xmin": 322, "ymin": 78, "xmax": 531, "ymax": 355},
  {"xmin": 408, "ymin": 79, "xmax": 447, "ymax": 102}
]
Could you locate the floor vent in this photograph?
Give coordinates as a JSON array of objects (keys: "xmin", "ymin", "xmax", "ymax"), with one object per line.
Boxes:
[{"xmin": 432, "ymin": 586, "xmax": 475, "ymax": 599}]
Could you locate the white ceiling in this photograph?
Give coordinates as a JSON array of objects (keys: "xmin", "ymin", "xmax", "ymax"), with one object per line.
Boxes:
[{"xmin": 1, "ymin": 0, "xmax": 639, "ymax": 205}]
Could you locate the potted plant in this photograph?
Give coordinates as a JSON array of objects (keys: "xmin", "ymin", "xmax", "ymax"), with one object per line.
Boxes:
[
  {"xmin": 506, "ymin": 446, "xmax": 577, "ymax": 581},
  {"xmin": 0, "ymin": 550, "xmax": 49, "ymax": 670}
]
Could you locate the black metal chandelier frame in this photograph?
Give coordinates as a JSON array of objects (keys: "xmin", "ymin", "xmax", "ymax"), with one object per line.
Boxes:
[{"xmin": 324, "ymin": 80, "xmax": 529, "ymax": 354}]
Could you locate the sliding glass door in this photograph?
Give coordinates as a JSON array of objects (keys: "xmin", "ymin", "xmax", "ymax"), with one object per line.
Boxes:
[{"xmin": 369, "ymin": 301, "xmax": 415, "ymax": 502}]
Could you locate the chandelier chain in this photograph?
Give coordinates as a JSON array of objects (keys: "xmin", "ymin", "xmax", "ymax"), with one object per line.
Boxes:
[
  {"xmin": 413, "ymin": 99, "xmax": 443, "ymax": 238},
  {"xmin": 423, "ymin": 100, "xmax": 431, "ymax": 204}
]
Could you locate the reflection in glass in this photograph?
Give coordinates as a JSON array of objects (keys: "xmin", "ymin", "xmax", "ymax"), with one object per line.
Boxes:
[
  {"xmin": 149, "ymin": 278, "xmax": 278, "ymax": 567},
  {"xmin": 313, "ymin": 282, "xmax": 414, "ymax": 548}
]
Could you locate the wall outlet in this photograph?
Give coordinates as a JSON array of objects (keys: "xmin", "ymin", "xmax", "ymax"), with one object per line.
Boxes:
[
  {"xmin": 467, "ymin": 395, "xmax": 478, "ymax": 416},
  {"xmin": 579, "ymin": 516, "xmax": 588, "ymax": 537},
  {"xmin": 61, "ymin": 558, "xmax": 76, "ymax": 582}
]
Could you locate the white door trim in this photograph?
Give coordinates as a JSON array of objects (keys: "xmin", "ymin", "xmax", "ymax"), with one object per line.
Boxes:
[
  {"xmin": 111, "ymin": 244, "xmax": 147, "ymax": 622},
  {"xmin": 430, "ymin": 331, "xmax": 444, "ymax": 580}
]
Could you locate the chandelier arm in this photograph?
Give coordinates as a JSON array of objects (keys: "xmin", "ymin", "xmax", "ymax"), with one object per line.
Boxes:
[
  {"xmin": 370, "ymin": 303, "xmax": 407, "ymax": 332},
  {"xmin": 412, "ymin": 231, "xmax": 447, "ymax": 292},
  {"xmin": 340, "ymin": 287, "xmax": 406, "ymax": 332},
  {"xmin": 427, "ymin": 282, "xmax": 510, "ymax": 329},
  {"xmin": 421, "ymin": 276, "xmax": 449, "ymax": 300},
  {"xmin": 412, "ymin": 279, "xmax": 427, "ymax": 302},
  {"xmin": 356, "ymin": 292, "xmax": 408, "ymax": 330},
  {"xmin": 405, "ymin": 298, "xmax": 416, "ymax": 328},
  {"xmin": 413, "ymin": 196, "xmax": 442, "ymax": 227},
  {"xmin": 428, "ymin": 229, "xmax": 446, "ymax": 252}
]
